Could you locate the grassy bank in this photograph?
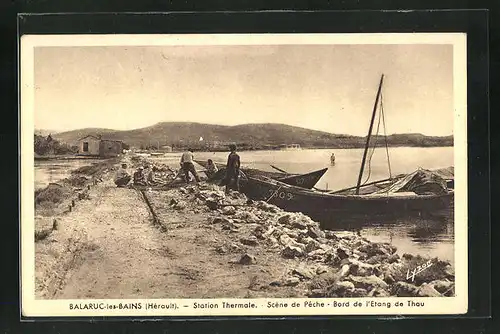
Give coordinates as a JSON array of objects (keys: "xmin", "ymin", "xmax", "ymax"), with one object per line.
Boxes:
[{"xmin": 34, "ymin": 157, "xmax": 120, "ymax": 238}]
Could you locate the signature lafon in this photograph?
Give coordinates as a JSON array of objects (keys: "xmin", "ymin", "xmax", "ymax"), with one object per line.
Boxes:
[{"xmin": 406, "ymin": 259, "xmax": 434, "ymax": 282}]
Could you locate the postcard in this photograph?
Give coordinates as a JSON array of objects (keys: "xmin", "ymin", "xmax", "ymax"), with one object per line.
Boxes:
[{"xmin": 21, "ymin": 32, "xmax": 467, "ymax": 317}]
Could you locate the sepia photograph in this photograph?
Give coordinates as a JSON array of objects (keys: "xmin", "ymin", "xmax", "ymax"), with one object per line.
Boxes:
[{"xmin": 21, "ymin": 33, "xmax": 467, "ymax": 316}]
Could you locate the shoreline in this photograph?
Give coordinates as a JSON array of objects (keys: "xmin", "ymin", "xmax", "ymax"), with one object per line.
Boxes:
[
  {"xmin": 34, "ymin": 145, "xmax": 453, "ymax": 159},
  {"xmin": 155, "ymin": 145, "xmax": 453, "ymax": 153},
  {"xmin": 33, "ymin": 154, "xmax": 455, "ymax": 299},
  {"xmin": 35, "ymin": 156, "xmax": 106, "ymax": 161}
]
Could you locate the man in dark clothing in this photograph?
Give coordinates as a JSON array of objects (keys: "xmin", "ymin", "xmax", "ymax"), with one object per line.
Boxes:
[{"xmin": 224, "ymin": 144, "xmax": 241, "ymax": 194}]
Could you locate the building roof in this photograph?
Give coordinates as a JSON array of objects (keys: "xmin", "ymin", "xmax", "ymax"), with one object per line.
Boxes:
[
  {"xmin": 78, "ymin": 135, "xmax": 100, "ymax": 141},
  {"xmin": 77, "ymin": 135, "xmax": 122, "ymax": 143}
]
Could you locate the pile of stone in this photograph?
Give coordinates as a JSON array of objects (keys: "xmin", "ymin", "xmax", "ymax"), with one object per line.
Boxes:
[{"xmin": 173, "ymin": 184, "xmax": 456, "ymax": 298}]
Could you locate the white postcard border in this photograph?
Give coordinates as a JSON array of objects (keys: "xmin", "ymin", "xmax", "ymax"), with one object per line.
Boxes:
[{"xmin": 20, "ymin": 32, "xmax": 468, "ymax": 317}]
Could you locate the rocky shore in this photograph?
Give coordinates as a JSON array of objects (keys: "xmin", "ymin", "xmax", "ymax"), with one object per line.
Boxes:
[
  {"xmin": 33, "ymin": 155, "xmax": 455, "ymax": 299},
  {"xmin": 129, "ymin": 156, "xmax": 455, "ymax": 298},
  {"xmin": 144, "ymin": 183, "xmax": 455, "ymax": 298}
]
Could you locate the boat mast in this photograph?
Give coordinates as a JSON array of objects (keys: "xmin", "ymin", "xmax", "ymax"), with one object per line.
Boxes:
[{"xmin": 355, "ymin": 74, "xmax": 385, "ymax": 195}]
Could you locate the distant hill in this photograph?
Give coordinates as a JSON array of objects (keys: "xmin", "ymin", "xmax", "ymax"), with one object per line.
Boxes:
[
  {"xmin": 52, "ymin": 128, "xmax": 118, "ymax": 143},
  {"xmin": 52, "ymin": 122, "xmax": 453, "ymax": 150}
]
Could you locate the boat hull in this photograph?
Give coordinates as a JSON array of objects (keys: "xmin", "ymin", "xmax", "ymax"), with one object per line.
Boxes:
[
  {"xmin": 240, "ymin": 176, "xmax": 454, "ymax": 223},
  {"xmin": 277, "ymin": 168, "xmax": 328, "ymax": 189},
  {"xmin": 195, "ymin": 160, "xmax": 287, "ymax": 178},
  {"xmin": 194, "ymin": 160, "xmax": 327, "ymax": 189}
]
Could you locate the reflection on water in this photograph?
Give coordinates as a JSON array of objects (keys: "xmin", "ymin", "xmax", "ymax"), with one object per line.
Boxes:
[
  {"xmin": 325, "ymin": 209, "xmax": 454, "ymax": 264},
  {"xmin": 154, "ymin": 147, "xmax": 454, "ymax": 264},
  {"xmin": 35, "ymin": 159, "xmax": 101, "ymax": 190}
]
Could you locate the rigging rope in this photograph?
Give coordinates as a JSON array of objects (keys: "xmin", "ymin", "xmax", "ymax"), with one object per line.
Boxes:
[
  {"xmin": 362, "ymin": 99, "xmax": 383, "ymax": 186},
  {"xmin": 380, "ymin": 92, "xmax": 392, "ymax": 178},
  {"xmin": 359, "ymin": 81, "xmax": 393, "ymax": 190}
]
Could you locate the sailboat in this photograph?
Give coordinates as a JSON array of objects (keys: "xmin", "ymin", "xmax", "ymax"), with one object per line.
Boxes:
[{"xmin": 239, "ymin": 74, "xmax": 454, "ymax": 222}]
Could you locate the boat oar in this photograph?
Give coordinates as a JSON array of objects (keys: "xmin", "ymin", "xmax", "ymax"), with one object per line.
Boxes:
[
  {"xmin": 270, "ymin": 165, "xmax": 289, "ymax": 174},
  {"xmin": 239, "ymin": 170, "xmax": 249, "ymax": 180}
]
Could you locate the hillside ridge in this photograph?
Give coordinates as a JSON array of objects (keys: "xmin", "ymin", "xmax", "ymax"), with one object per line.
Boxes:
[{"xmin": 50, "ymin": 122, "xmax": 453, "ymax": 149}]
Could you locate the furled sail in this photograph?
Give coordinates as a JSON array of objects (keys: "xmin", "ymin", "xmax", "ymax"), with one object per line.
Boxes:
[{"xmin": 372, "ymin": 169, "xmax": 449, "ymax": 196}]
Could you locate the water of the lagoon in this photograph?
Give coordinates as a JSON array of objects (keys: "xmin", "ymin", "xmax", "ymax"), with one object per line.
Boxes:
[
  {"xmin": 34, "ymin": 159, "xmax": 102, "ymax": 190},
  {"xmin": 156, "ymin": 146, "xmax": 455, "ymax": 265}
]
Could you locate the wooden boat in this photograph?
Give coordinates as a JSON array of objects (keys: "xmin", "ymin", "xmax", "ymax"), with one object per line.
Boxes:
[
  {"xmin": 270, "ymin": 167, "xmax": 328, "ymax": 189},
  {"xmin": 240, "ymin": 175, "xmax": 454, "ymax": 222},
  {"xmin": 194, "ymin": 159, "xmax": 327, "ymax": 189},
  {"xmin": 239, "ymin": 74, "xmax": 454, "ymax": 222},
  {"xmin": 194, "ymin": 160, "xmax": 286, "ymax": 178}
]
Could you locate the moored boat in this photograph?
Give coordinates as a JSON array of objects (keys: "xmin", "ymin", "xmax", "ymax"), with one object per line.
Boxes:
[
  {"xmin": 240, "ymin": 173, "xmax": 454, "ymax": 223},
  {"xmin": 275, "ymin": 167, "xmax": 328, "ymax": 189},
  {"xmin": 194, "ymin": 159, "xmax": 327, "ymax": 189},
  {"xmin": 195, "ymin": 160, "xmax": 286, "ymax": 179}
]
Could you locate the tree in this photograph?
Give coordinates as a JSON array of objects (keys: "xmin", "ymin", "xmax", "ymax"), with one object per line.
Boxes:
[{"xmin": 34, "ymin": 134, "xmax": 78, "ymax": 156}]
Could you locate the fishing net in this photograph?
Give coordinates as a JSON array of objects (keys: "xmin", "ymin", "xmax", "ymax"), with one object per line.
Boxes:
[
  {"xmin": 374, "ymin": 169, "xmax": 449, "ymax": 195},
  {"xmin": 432, "ymin": 166, "xmax": 454, "ymax": 180}
]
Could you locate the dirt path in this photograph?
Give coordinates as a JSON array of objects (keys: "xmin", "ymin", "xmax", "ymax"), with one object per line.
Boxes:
[
  {"xmin": 45, "ymin": 178, "xmax": 299, "ymax": 299},
  {"xmin": 52, "ymin": 180, "xmax": 157, "ymax": 298}
]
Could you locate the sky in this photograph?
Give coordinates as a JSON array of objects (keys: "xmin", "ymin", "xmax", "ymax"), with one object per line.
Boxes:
[{"xmin": 34, "ymin": 43, "xmax": 454, "ymax": 136}]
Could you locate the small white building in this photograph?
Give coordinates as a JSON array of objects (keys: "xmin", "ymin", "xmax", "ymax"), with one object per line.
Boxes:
[
  {"xmin": 77, "ymin": 135, "xmax": 101, "ymax": 156},
  {"xmin": 77, "ymin": 135, "xmax": 123, "ymax": 157}
]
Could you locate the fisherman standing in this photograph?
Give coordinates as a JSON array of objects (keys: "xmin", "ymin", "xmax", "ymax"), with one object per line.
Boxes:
[
  {"xmin": 224, "ymin": 144, "xmax": 241, "ymax": 194},
  {"xmin": 180, "ymin": 148, "xmax": 200, "ymax": 184}
]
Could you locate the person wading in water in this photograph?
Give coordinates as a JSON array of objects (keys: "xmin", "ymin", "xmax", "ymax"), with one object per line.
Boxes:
[
  {"xmin": 180, "ymin": 148, "xmax": 201, "ymax": 184},
  {"xmin": 224, "ymin": 144, "xmax": 241, "ymax": 194}
]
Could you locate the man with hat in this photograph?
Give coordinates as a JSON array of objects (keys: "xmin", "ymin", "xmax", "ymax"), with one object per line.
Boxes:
[
  {"xmin": 224, "ymin": 144, "xmax": 241, "ymax": 194},
  {"xmin": 114, "ymin": 163, "xmax": 131, "ymax": 187}
]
